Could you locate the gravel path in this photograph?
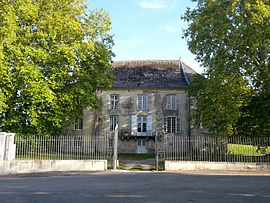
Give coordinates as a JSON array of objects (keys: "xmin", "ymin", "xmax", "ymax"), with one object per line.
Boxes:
[{"xmin": 119, "ymin": 159, "xmax": 156, "ymax": 170}]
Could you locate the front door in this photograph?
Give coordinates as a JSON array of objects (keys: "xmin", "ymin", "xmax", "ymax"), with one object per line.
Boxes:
[{"xmin": 137, "ymin": 139, "xmax": 147, "ymax": 153}]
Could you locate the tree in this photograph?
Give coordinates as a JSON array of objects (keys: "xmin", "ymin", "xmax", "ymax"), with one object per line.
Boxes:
[
  {"xmin": 0, "ymin": 90, "xmax": 7, "ymax": 114},
  {"xmin": 183, "ymin": 0, "xmax": 270, "ymax": 136},
  {"xmin": 236, "ymin": 92, "xmax": 270, "ymax": 137},
  {"xmin": 189, "ymin": 71, "xmax": 249, "ymax": 136},
  {"xmin": 0, "ymin": 0, "xmax": 114, "ymax": 136}
]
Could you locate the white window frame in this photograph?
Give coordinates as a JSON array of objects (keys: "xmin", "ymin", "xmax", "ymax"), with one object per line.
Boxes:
[
  {"xmin": 137, "ymin": 95, "xmax": 148, "ymax": 110},
  {"xmin": 108, "ymin": 138, "xmax": 114, "ymax": 152},
  {"xmin": 164, "ymin": 116, "xmax": 180, "ymax": 133},
  {"xmin": 109, "ymin": 95, "xmax": 119, "ymax": 110},
  {"xmin": 74, "ymin": 116, "xmax": 83, "ymax": 130},
  {"xmin": 131, "ymin": 115, "xmax": 152, "ymax": 136},
  {"xmin": 109, "ymin": 115, "xmax": 118, "ymax": 131},
  {"xmin": 137, "ymin": 115, "xmax": 147, "ymax": 135},
  {"xmin": 166, "ymin": 95, "xmax": 177, "ymax": 110}
]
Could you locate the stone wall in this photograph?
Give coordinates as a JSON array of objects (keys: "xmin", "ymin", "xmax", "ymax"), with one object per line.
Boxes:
[
  {"xmin": 0, "ymin": 160, "xmax": 107, "ymax": 175},
  {"xmin": 165, "ymin": 161, "xmax": 270, "ymax": 171}
]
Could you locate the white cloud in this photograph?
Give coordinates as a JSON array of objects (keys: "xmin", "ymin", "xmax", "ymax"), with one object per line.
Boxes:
[
  {"xmin": 140, "ymin": 0, "xmax": 167, "ymax": 9},
  {"xmin": 164, "ymin": 25, "xmax": 179, "ymax": 33}
]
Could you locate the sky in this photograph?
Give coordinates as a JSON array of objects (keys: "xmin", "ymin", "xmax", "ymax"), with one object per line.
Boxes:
[{"xmin": 87, "ymin": 0, "xmax": 202, "ymax": 73}]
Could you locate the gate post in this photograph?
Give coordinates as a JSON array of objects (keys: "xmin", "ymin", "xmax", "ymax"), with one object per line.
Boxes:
[
  {"xmin": 155, "ymin": 132, "xmax": 166, "ymax": 171},
  {"xmin": 155, "ymin": 131, "xmax": 158, "ymax": 171},
  {"xmin": 0, "ymin": 132, "xmax": 6, "ymax": 161},
  {"xmin": 0, "ymin": 132, "xmax": 16, "ymax": 161},
  {"xmin": 113, "ymin": 124, "xmax": 118, "ymax": 170}
]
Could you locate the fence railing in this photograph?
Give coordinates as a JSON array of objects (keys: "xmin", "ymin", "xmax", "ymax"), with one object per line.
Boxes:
[
  {"xmin": 165, "ymin": 135, "xmax": 270, "ymax": 162},
  {"xmin": 15, "ymin": 134, "xmax": 270, "ymax": 163},
  {"xmin": 15, "ymin": 135, "xmax": 110, "ymax": 160}
]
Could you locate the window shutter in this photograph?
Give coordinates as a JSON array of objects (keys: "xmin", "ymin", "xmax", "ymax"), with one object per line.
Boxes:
[
  {"xmin": 131, "ymin": 115, "xmax": 137, "ymax": 136},
  {"xmin": 163, "ymin": 117, "xmax": 167, "ymax": 133},
  {"xmin": 109, "ymin": 95, "xmax": 113, "ymax": 110},
  {"xmin": 177, "ymin": 117, "xmax": 181, "ymax": 133},
  {"xmin": 166, "ymin": 96, "xmax": 170, "ymax": 109},
  {"xmin": 146, "ymin": 115, "xmax": 152, "ymax": 136},
  {"xmin": 144, "ymin": 96, "xmax": 148, "ymax": 109},
  {"xmin": 137, "ymin": 96, "xmax": 141, "ymax": 109},
  {"xmin": 172, "ymin": 96, "xmax": 176, "ymax": 110}
]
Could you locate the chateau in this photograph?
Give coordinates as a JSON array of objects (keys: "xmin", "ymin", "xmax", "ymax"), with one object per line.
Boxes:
[{"xmin": 68, "ymin": 60, "xmax": 197, "ymax": 153}]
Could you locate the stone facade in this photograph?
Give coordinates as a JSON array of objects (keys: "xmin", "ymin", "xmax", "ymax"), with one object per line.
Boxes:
[{"xmin": 67, "ymin": 60, "xmax": 198, "ymax": 153}]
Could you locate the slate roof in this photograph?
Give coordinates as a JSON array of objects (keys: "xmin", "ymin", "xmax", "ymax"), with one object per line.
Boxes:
[{"xmin": 112, "ymin": 60, "xmax": 197, "ymax": 89}]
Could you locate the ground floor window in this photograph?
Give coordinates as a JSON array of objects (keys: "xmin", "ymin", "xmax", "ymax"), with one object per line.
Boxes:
[
  {"xmin": 137, "ymin": 139, "xmax": 147, "ymax": 153},
  {"xmin": 74, "ymin": 116, "xmax": 83, "ymax": 130},
  {"xmin": 110, "ymin": 115, "xmax": 118, "ymax": 131},
  {"xmin": 108, "ymin": 138, "xmax": 114, "ymax": 151},
  {"xmin": 164, "ymin": 116, "xmax": 180, "ymax": 133},
  {"xmin": 137, "ymin": 140, "xmax": 146, "ymax": 147}
]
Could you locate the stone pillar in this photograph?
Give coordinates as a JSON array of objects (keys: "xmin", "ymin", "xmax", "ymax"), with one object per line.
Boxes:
[
  {"xmin": 0, "ymin": 132, "xmax": 16, "ymax": 161},
  {"xmin": 0, "ymin": 132, "xmax": 6, "ymax": 161},
  {"xmin": 6, "ymin": 133, "xmax": 16, "ymax": 160}
]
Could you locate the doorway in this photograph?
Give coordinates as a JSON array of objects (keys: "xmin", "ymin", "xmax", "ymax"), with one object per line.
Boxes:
[{"xmin": 137, "ymin": 139, "xmax": 147, "ymax": 153}]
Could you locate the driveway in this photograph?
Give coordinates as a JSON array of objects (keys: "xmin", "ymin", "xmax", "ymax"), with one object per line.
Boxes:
[
  {"xmin": 119, "ymin": 158, "xmax": 156, "ymax": 170},
  {"xmin": 0, "ymin": 172, "xmax": 270, "ymax": 203}
]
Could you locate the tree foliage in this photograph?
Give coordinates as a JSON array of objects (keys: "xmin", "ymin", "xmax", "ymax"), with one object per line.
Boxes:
[
  {"xmin": 0, "ymin": 0, "xmax": 114, "ymax": 136},
  {"xmin": 183, "ymin": 0, "xmax": 270, "ymax": 136}
]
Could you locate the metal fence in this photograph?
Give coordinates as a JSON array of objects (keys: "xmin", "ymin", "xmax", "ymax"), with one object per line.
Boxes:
[
  {"xmin": 165, "ymin": 135, "xmax": 270, "ymax": 162},
  {"xmin": 15, "ymin": 134, "xmax": 270, "ymax": 163},
  {"xmin": 15, "ymin": 135, "xmax": 110, "ymax": 160}
]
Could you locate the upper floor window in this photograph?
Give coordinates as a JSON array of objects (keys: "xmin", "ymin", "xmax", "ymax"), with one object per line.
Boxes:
[
  {"xmin": 74, "ymin": 116, "xmax": 83, "ymax": 130},
  {"xmin": 137, "ymin": 95, "xmax": 148, "ymax": 110},
  {"xmin": 110, "ymin": 95, "xmax": 119, "ymax": 110},
  {"xmin": 166, "ymin": 95, "xmax": 176, "ymax": 110},
  {"xmin": 109, "ymin": 115, "xmax": 118, "ymax": 131},
  {"xmin": 164, "ymin": 116, "xmax": 180, "ymax": 133}
]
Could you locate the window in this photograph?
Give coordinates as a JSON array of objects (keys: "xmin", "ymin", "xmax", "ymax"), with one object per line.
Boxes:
[
  {"xmin": 166, "ymin": 95, "xmax": 176, "ymax": 110},
  {"xmin": 74, "ymin": 116, "xmax": 83, "ymax": 130},
  {"xmin": 110, "ymin": 95, "xmax": 119, "ymax": 110},
  {"xmin": 137, "ymin": 95, "xmax": 148, "ymax": 110},
  {"xmin": 137, "ymin": 116, "xmax": 147, "ymax": 133},
  {"xmin": 108, "ymin": 138, "xmax": 114, "ymax": 151},
  {"xmin": 164, "ymin": 117, "xmax": 180, "ymax": 133},
  {"xmin": 131, "ymin": 115, "xmax": 152, "ymax": 136},
  {"xmin": 109, "ymin": 115, "xmax": 118, "ymax": 131},
  {"xmin": 137, "ymin": 140, "xmax": 146, "ymax": 146}
]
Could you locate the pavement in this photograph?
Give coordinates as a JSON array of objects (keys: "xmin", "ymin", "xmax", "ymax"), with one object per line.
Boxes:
[
  {"xmin": 1, "ymin": 171, "xmax": 270, "ymax": 203},
  {"xmin": 166, "ymin": 169, "xmax": 270, "ymax": 176}
]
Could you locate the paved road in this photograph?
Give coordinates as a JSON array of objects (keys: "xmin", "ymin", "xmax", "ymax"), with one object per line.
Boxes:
[{"xmin": 0, "ymin": 172, "xmax": 270, "ymax": 203}]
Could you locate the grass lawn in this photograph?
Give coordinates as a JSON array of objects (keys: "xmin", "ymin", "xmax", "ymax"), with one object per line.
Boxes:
[
  {"xmin": 16, "ymin": 152, "xmax": 107, "ymax": 160},
  {"xmin": 227, "ymin": 144, "xmax": 270, "ymax": 156}
]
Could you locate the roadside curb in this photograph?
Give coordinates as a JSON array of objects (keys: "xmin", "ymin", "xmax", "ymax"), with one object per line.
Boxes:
[{"xmin": 166, "ymin": 170, "xmax": 270, "ymax": 176}]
